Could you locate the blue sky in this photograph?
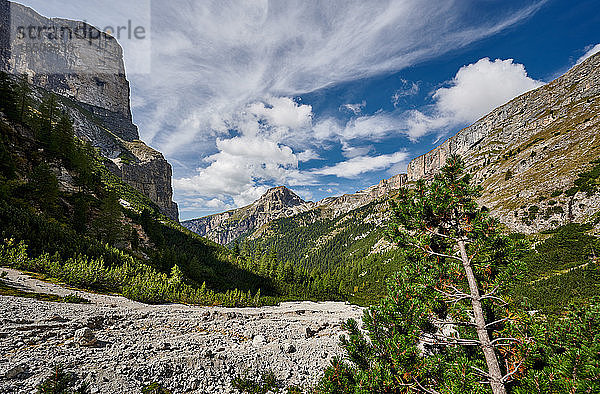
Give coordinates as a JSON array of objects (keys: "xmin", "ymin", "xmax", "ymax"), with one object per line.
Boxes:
[{"xmin": 15, "ymin": 0, "xmax": 600, "ymax": 220}]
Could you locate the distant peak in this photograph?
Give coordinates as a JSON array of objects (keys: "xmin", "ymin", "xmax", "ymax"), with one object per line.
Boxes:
[{"xmin": 258, "ymin": 186, "xmax": 305, "ymax": 207}]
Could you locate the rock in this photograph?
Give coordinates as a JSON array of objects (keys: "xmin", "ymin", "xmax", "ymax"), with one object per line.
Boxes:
[
  {"xmin": 6, "ymin": 3, "xmax": 132, "ymax": 122},
  {"xmin": 86, "ymin": 316, "xmax": 104, "ymax": 329},
  {"xmin": 4, "ymin": 364, "xmax": 27, "ymax": 379},
  {"xmin": 182, "ymin": 175, "xmax": 408, "ymax": 245},
  {"xmin": 252, "ymin": 335, "xmax": 267, "ymax": 346},
  {"xmin": 405, "ymin": 52, "xmax": 600, "ymax": 234},
  {"xmin": 182, "ymin": 186, "xmax": 308, "ymax": 244},
  {"xmin": 74, "ymin": 327, "xmax": 97, "ymax": 347},
  {"xmin": 283, "ymin": 342, "xmax": 296, "ymax": 353},
  {"xmin": 305, "ymin": 327, "xmax": 315, "ymax": 339},
  {"xmin": 4, "ymin": 3, "xmax": 179, "ymax": 222}
]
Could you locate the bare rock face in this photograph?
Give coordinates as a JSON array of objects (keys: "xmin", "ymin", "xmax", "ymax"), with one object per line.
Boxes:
[
  {"xmin": 2, "ymin": 2, "xmax": 179, "ymax": 221},
  {"xmin": 111, "ymin": 141, "xmax": 179, "ymax": 222},
  {"xmin": 183, "ymin": 186, "xmax": 308, "ymax": 244},
  {"xmin": 183, "ymin": 174, "xmax": 408, "ymax": 245},
  {"xmin": 406, "ymin": 53, "xmax": 600, "ymax": 233},
  {"xmin": 5, "ymin": 2, "xmax": 133, "ymax": 126},
  {"xmin": 315, "ymin": 173, "xmax": 407, "ymax": 218}
]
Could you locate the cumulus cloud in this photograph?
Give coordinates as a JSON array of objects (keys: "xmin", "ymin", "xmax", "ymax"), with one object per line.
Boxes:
[
  {"xmin": 172, "ymin": 96, "xmax": 321, "ymax": 210},
  {"xmin": 174, "ymin": 134, "xmax": 315, "ymax": 207},
  {"xmin": 125, "ymin": 0, "xmax": 545, "ymax": 157},
  {"xmin": 403, "ymin": 57, "xmax": 544, "ymax": 139},
  {"xmin": 434, "ymin": 58, "xmax": 543, "ymax": 123},
  {"xmin": 576, "ymin": 44, "xmax": 600, "ymax": 65},
  {"xmin": 313, "ymin": 151, "xmax": 408, "ymax": 178}
]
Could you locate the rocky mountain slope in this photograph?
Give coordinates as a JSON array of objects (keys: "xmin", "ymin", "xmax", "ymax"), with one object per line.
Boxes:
[
  {"xmin": 183, "ymin": 174, "xmax": 407, "ymax": 245},
  {"xmin": 0, "ymin": 268, "xmax": 362, "ymax": 393},
  {"xmin": 1, "ymin": 1, "xmax": 178, "ymax": 220},
  {"xmin": 183, "ymin": 186, "xmax": 311, "ymax": 245},
  {"xmin": 189, "ymin": 52, "xmax": 600, "ymax": 244},
  {"xmin": 407, "ymin": 52, "xmax": 600, "ymax": 233}
]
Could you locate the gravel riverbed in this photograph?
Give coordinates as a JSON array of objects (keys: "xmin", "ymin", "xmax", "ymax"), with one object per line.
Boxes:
[{"xmin": 0, "ymin": 268, "xmax": 363, "ymax": 393}]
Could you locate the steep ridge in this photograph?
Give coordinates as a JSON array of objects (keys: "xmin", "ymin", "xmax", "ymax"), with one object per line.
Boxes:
[
  {"xmin": 1, "ymin": 1, "xmax": 178, "ymax": 220},
  {"xmin": 186, "ymin": 54, "xmax": 600, "ymax": 242},
  {"xmin": 407, "ymin": 52, "xmax": 600, "ymax": 233},
  {"xmin": 183, "ymin": 174, "xmax": 407, "ymax": 245},
  {"xmin": 183, "ymin": 186, "xmax": 311, "ymax": 245}
]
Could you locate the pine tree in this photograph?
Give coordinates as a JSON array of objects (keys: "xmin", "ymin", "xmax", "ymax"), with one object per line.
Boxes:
[
  {"xmin": 0, "ymin": 72, "xmax": 18, "ymax": 120},
  {"xmin": 54, "ymin": 113, "xmax": 76, "ymax": 163},
  {"xmin": 15, "ymin": 74, "xmax": 31, "ymax": 123},
  {"xmin": 37, "ymin": 94, "xmax": 58, "ymax": 147},
  {"xmin": 30, "ymin": 163, "xmax": 59, "ymax": 214},
  {"xmin": 93, "ymin": 192, "xmax": 125, "ymax": 246},
  {"xmin": 318, "ymin": 155, "xmax": 530, "ymax": 394}
]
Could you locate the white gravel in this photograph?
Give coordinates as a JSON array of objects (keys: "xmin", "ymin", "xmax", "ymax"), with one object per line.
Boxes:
[{"xmin": 0, "ymin": 268, "xmax": 363, "ymax": 393}]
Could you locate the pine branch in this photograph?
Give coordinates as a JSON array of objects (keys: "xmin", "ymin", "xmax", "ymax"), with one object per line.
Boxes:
[
  {"xmin": 502, "ymin": 360, "xmax": 524, "ymax": 382},
  {"xmin": 485, "ymin": 317, "xmax": 511, "ymax": 328},
  {"xmin": 490, "ymin": 337, "xmax": 523, "ymax": 346}
]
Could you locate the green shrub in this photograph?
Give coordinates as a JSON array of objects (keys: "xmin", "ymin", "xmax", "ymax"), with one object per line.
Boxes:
[
  {"xmin": 232, "ymin": 370, "xmax": 284, "ymax": 394},
  {"xmin": 37, "ymin": 366, "xmax": 89, "ymax": 394},
  {"xmin": 141, "ymin": 382, "xmax": 172, "ymax": 394}
]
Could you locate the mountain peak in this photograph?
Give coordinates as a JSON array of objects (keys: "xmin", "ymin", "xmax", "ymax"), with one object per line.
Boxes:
[{"xmin": 257, "ymin": 186, "xmax": 306, "ymax": 208}]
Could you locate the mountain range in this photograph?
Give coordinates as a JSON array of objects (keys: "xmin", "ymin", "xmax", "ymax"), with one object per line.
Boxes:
[{"xmin": 184, "ymin": 51, "xmax": 600, "ymax": 244}]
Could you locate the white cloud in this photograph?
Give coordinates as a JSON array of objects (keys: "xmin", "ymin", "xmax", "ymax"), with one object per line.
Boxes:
[
  {"xmin": 174, "ymin": 133, "xmax": 317, "ymax": 209},
  {"xmin": 122, "ymin": 0, "xmax": 545, "ymax": 157},
  {"xmin": 16, "ymin": 0, "xmax": 547, "ymax": 216},
  {"xmin": 341, "ymin": 113, "xmax": 401, "ymax": 141},
  {"xmin": 297, "ymin": 149, "xmax": 322, "ymax": 162},
  {"xmin": 340, "ymin": 101, "xmax": 366, "ymax": 115},
  {"xmin": 576, "ymin": 44, "xmax": 600, "ymax": 65},
  {"xmin": 403, "ymin": 57, "xmax": 544, "ymax": 139},
  {"xmin": 247, "ymin": 96, "xmax": 313, "ymax": 133},
  {"xmin": 392, "ymin": 79, "xmax": 420, "ymax": 107},
  {"xmin": 341, "ymin": 142, "xmax": 374, "ymax": 159},
  {"xmin": 313, "ymin": 151, "xmax": 408, "ymax": 178},
  {"xmin": 434, "ymin": 58, "xmax": 543, "ymax": 123}
]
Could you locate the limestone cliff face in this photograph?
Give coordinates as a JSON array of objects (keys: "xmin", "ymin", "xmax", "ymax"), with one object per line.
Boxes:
[
  {"xmin": 5, "ymin": 3, "xmax": 134, "ymax": 130},
  {"xmin": 406, "ymin": 53, "xmax": 600, "ymax": 233},
  {"xmin": 314, "ymin": 174, "xmax": 407, "ymax": 218},
  {"xmin": 2, "ymin": 2, "xmax": 179, "ymax": 221},
  {"xmin": 107, "ymin": 141, "xmax": 179, "ymax": 221},
  {"xmin": 183, "ymin": 174, "xmax": 408, "ymax": 245},
  {"xmin": 183, "ymin": 187, "xmax": 308, "ymax": 245}
]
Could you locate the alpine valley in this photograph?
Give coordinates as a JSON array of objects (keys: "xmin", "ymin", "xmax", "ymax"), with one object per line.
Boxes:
[{"xmin": 1, "ymin": 1, "xmax": 600, "ymax": 393}]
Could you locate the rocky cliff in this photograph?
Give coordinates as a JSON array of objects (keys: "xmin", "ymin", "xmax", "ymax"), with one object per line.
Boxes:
[
  {"xmin": 2, "ymin": 1, "xmax": 178, "ymax": 221},
  {"xmin": 5, "ymin": 2, "xmax": 133, "ymax": 130},
  {"xmin": 406, "ymin": 52, "xmax": 600, "ymax": 233},
  {"xmin": 314, "ymin": 174, "xmax": 407, "ymax": 218},
  {"xmin": 183, "ymin": 187, "xmax": 310, "ymax": 245},
  {"xmin": 183, "ymin": 174, "xmax": 407, "ymax": 245}
]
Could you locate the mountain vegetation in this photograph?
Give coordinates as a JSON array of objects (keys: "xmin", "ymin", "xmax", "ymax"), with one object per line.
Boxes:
[
  {"xmin": 316, "ymin": 157, "xmax": 600, "ymax": 394},
  {"xmin": 0, "ymin": 72, "xmax": 295, "ymax": 306}
]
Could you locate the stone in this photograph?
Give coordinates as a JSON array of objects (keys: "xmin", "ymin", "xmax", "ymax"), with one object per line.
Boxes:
[
  {"xmin": 74, "ymin": 327, "xmax": 97, "ymax": 347},
  {"xmin": 4, "ymin": 364, "xmax": 27, "ymax": 379},
  {"xmin": 305, "ymin": 327, "xmax": 315, "ymax": 339},
  {"xmin": 405, "ymin": 52, "xmax": 600, "ymax": 234},
  {"xmin": 182, "ymin": 174, "xmax": 408, "ymax": 245},
  {"xmin": 3, "ymin": 3, "xmax": 179, "ymax": 222},
  {"xmin": 284, "ymin": 342, "xmax": 296, "ymax": 353},
  {"xmin": 252, "ymin": 335, "xmax": 266, "ymax": 347}
]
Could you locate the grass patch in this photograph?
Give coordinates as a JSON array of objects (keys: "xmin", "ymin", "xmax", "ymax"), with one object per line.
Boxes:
[{"xmin": 0, "ymin": 280, "xmax": 90, "ymax": 303}]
